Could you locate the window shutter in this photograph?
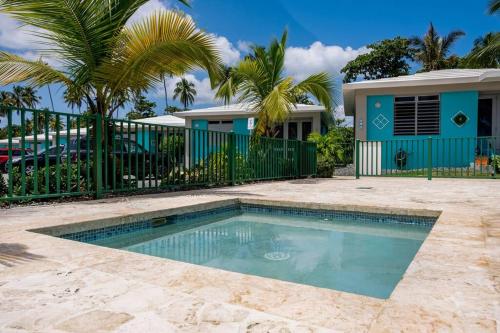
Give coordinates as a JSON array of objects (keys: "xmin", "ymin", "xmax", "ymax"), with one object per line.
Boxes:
[
  {"xmin": 394, "ymin": 97, "xmax": 416, "ymax": 135},
  {"xmin": 416, "ymin": 96, "xmax": 440, "ymax": 135}
]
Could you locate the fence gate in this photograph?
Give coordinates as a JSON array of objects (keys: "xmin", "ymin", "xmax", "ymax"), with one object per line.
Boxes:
[{"xmin": 355, "ymin": 137, "xmax": 499, "ymax": 179}]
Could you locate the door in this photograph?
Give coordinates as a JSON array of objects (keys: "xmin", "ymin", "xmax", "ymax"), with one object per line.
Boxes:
[
  {"xmin": 478, "ymin": 96, "xmax": 500, "ymax": 153},
  {"xmin": 478, "ymin": 98, "xmax": 493, "ymax": 137}
]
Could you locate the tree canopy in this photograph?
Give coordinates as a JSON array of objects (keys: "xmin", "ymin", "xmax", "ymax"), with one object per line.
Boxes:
[
  {"xmin": 341, "ymin": 37, "xmax": 414, "ymax": 83},
  {"xmin": 126, "ymin": 94, "xmax": 157, "ymax": 120}
]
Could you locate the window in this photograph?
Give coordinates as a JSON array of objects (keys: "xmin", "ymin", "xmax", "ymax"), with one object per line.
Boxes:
[
  {"xmin": 208, "ymin": 120, "xmax": 233, "ymax": 133},
  {"xmin": 394, "ymin": 95, "xmax": 440, "ymax": 136},
  {"xmin": 288, "ymin": 122, "xmax": 298, "ymax": 140},
  {"xmin": 301, "ymin": 122, "xmax": 312, "ymax": 141}
]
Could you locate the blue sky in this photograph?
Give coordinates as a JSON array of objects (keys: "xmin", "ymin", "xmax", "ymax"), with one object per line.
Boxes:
[{"xmin": 0, "ymin": 0, "xmax": 497, "ymax": 118}]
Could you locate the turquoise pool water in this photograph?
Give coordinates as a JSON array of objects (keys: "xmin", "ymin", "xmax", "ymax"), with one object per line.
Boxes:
[{"xmin": 83, "ymin": 206, "xmax": 433, "ymax": 299}]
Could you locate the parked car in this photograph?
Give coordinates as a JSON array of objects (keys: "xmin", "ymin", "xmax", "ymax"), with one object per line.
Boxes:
[
  {"xmin": 65, "ymin": 138, "xmax": 161, "ymax": 179},
  {"xmin": 8, "ymin": 145, "xmax": 65, "ymax": 174},
  {"xmin": 0, "ymin": 148, "xmax": 33, "ymax": 172}
]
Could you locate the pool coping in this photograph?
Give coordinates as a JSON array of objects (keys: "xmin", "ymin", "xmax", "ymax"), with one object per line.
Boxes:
[{"xmin": 30, "ymin": 197, "xmax": 441, "ymax": 237}]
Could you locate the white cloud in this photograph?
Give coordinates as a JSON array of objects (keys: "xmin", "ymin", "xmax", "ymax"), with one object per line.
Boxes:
[
  {"xmin": 0, "ymin": 15, "xmax": 45, "ymax": 51},
  {"xmin": 284, "ymin": 42, "xmax": 369, "ymax": 81},
  {"xmin": 154, "ymin": 74, "xmax": 219, "ymax": 106},
  {"xmin": 127, "ymin": 0, "xmax": 176, "ymax": 25},
  {"xmin": 237, "ymin": 40, "xmax": 252, "ymax": 53},
  {"xmin": 212, "ymin": 35, "xmax": 241, "ymax": 66}
]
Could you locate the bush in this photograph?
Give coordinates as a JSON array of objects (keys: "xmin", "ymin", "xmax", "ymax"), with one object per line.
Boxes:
[
  {"xmin": 316, "ymin": 155, "xmax": 336, "ymax": 178},
  {"xmin": 307, "ymin": 122, "xmax": 354, "ymax": 177},
  {"xmin": 492, "ymin": 155, "xmax": 500, "ymax": 173},
  {"xmin": 11, "ymin": 162, "xmax": 91, "ymax": 196},
  {"xmin": 0, "ymin": 174, "xmax": 7, "ymax": 197}
]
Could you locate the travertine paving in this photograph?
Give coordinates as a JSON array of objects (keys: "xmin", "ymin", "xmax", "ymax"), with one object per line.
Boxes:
[{"xmin": 0, "ymin": 177, "xmax": 498, "ymax": 332}]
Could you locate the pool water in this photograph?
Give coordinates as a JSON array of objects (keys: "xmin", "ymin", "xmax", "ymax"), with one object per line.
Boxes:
[{"xmin": 85, "ymin": 207, "xmax": 433, "ymax": 299}]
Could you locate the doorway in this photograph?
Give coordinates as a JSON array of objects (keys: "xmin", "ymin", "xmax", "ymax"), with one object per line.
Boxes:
[{"xmin": 478, "ymin": 95, "xmax": 500, "ymax": 152}]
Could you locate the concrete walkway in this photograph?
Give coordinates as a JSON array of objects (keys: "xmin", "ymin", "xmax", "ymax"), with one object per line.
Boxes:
[{"xmin": 0, "ymin": 177, "xmax": 499, "ymax": 332}]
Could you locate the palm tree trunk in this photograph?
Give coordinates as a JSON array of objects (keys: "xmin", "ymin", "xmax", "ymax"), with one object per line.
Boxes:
[
  {"xmin": 47, "ymin": 85, "xmax": 55, "ymax": 112},
  {"xmin": 162, "ymin": 75, "xmax": 169, "ymax": 111}
]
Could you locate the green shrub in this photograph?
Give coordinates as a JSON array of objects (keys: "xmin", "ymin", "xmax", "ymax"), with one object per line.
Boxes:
[
  {"xmin": 316, "ymin": 155, "xmax": 335, "ymax": 178},
  {"xmin": 307, "ymin": 122, "xmax": 354, "ymax": 177},
  {"xmin": 492, "ymin": 155, "xmax": 500, "ymax": 173},
  {"xmin": 11, "ymin": 162, "xmax": 91, "ymax": 196},
  {"xmin": 0, "ymin": 175, "xmax": 7, "ymax": 197}
]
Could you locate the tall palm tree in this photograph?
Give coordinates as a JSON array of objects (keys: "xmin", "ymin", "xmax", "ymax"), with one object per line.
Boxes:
[
  {"xmin": 0, "ymin": 91, "xmax": 15, "ymax": 118},
  {"xmin": 411, "ymin": 23, "xmax": 465, "ymax": 72},
  {"xmin": 0, "ymin": 0, "xmax": 222, "ymax": 118},
  {"xmin": 11, "ymin": 85, "xmax": 26, "ymax": 109},
  {"xmin": 21, "ymin": 86, "xmax": 41, "ymax": 109},
  {"xmin": 215, "ymin": 30, "xmax": 334, "ymax": 136},
  {"xmin": 489, "ymin": 0, "xmax": 500, "ymax": 14},
  {"xmin": 465, "ymin": 32, "xmax": 500, "ymax": 68},
  {"xmin": 173, "ymin": 78, "xmax": 197, "ymax": 110}
]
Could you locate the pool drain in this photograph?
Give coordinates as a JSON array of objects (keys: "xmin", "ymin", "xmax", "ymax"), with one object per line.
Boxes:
[{"xmin": 264, "ymin": 251, "xmax": 290, "ymax": 261}]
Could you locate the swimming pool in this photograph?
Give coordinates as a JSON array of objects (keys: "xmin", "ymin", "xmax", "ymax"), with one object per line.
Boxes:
[{"xmin": 56, "ymin": 203, "xmax": 435, "ymax": 299}]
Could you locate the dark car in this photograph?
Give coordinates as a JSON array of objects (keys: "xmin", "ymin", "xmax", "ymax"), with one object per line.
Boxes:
[
  {"xmin": 0, "ymin": 148, "xmax": 33, "ymax": 172},
  {"xmin": 65, "ymin": 138, "xmax": 160, "ymax": 179},
  {"xmin": 8, "ymin": 145, "xmax": 65, "ymax": 174}
]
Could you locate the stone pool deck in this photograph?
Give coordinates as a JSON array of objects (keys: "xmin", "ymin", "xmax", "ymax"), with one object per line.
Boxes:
[{"xmin": 0, "ymin": 177, "xmax": 499, "ymax": 332}]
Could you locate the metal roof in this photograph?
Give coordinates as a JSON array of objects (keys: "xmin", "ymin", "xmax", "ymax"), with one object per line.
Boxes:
[
  {"xmin": 173, "ymin": 103, "xmax": 325, "ymax": 118},
  {"xmin": 344, "ymin": 69, "xmax": 500, "ymax": 90},
  {"xmin": 129, "ymin": 114, "xmax": 185, "ymax": 127}
]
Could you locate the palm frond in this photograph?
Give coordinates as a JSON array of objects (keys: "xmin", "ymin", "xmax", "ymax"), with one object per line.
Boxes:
[
  {"xmin": 97, "ymin": 10, "xmax": 222, "ymax": 95},
  {"xmin": 294, "ymin": 72, "xmax": 334, "ymax": 111},
  {"xmin": 441, "ymin": 30, "xmax": 465, "ymax": 53},
  {"xmin": 256, "ymin": 78, "xmax": 295, "ymax": 134},
  {"xmin": 489, "ymin": 0, "xmax": 500, "ymax": 14},
  {"xmin": 0, "ymin": 51, "xmax": 71, "ymax": 86}
]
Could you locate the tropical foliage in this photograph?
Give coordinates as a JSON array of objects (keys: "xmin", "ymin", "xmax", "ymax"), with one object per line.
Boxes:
[
  {"xmin": 165, "ymin": 105, "xmax": 182, "ymax": 113},
  {"xmin": 307, "ymin": 119, "xmax": 354, "ymax": 177},
  {"xmin": 215, "ymin": 30, "xmax": 334, "ymax": 136},
  {"xmin": 489, "ymin": 0, "xmax": 500, "ymax": 14},
  {"xmin": 0, "ymin": 86, "xmax": 41, "ymax": 117},
  {"xmin": 410, "ymin": 23, "xmax": 465, "ymax": 72},
  {"xmin": 0, "ymin": 0, "xmax": 222, "ymax": 117},
  {"xmin": 464, "ymin": 32, "xmax": 500, "ymax": 68},
  {"xmin": 173, "ymin": 78, "xmax": 197, "ymax": 110},
  {"xmin": 341, "ymin": 37, "xmax": 415, "ymax": 83},
  {"xmin": 126, "ymin": 94, "xmax": 157, "ymax": 120}
]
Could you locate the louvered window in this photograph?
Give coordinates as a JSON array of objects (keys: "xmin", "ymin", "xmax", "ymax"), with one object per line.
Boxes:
[{"xmin": 394, "ymin": 95, "xmax": 440, "ymax": 136}]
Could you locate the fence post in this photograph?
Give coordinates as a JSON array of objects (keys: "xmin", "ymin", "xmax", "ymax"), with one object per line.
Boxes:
[
  {"xmin": 228, "ymin": 132, "xmax": 236, "ymax": 185},
  {"xmin": 427, "ymin": 137, "xmax": 433, "ymax": 180},
  {"xmin": 94, "ymin": 113, "xmax": 103, "ymax": 198},
  {"xmin": 296, "ymin": 141, "xmax": 301, "ymax": 178},
  {"xmin": 355, "ymin": 139, "xmax": 360, "ymax": 179}
]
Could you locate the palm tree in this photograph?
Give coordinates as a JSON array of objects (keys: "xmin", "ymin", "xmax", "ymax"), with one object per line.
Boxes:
[
  {"xmin": 465, "ymin": 32, "xmax": 500, "ymax": 68},
  {"xmin": 411, "ymin": 23, "xmax": 465, "ymax": 72},
  {"xmin": 0, "ymin": 0, "xmax": 221, "ymax": 118},
  {"xmin": 0, "ymin": 91, "xmax": 15, "ymax": 118},
  {"xmin": 489, "ymin": 0, "xmax": 500, "ymax": 14},
  {"xmin": 215, "ymin": 30, "xmax": 334, "ymax": 136},
  {"xmin": 173, "ymin": 78, "xmax": 197, "ymax": 110},
  {"xmin": 467, "ymin": 0, "xmax": 500, "ymax": 67},
  {"xmin": 21, "ymin": 86, "xmax": 41, "ymax": 109}
]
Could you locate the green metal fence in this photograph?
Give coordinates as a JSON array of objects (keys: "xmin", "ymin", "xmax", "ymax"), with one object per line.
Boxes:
[
  {"xmin": 0, "ymin": 107, "xmax": 317, "ymax": 202},
  {"xmin": 355, "ymin": 136, "xmax": 499, "ymax": 180}
]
